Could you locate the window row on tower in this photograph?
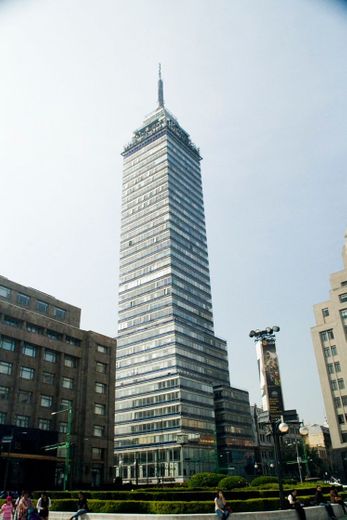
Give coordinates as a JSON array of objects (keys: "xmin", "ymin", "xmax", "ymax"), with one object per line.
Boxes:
[
  {"xmin": 121, "ymin": 211, "xmax": 169, "ymax": 243},
  {"xmin": 116, "ymin": 344, "xmax": 228, "ymax": 373},
  {"xmin": 116, "ymin": 389, "xmax": 180, "ymax": 410},
  {"xmin": 122, "ymin": 164, "xmax": 168, "ymax": 205},
  {"xmin": 122, "ymin": 173, "xmax": 168, "ymax": 211},
  {"xmin": 120, "ymin": 248, "xmax": 210, "ymax": 292}
]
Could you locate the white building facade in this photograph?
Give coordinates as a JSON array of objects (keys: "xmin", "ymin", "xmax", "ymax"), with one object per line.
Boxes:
[{"xmin": 312, "ymin": 232, "xmax": 347, "ymax": 478}]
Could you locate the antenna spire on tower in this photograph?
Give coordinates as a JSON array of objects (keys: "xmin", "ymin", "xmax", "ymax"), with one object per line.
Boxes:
[{"xmin": 158, "ymin": 63, "xmax": 164, "ymax": 107}]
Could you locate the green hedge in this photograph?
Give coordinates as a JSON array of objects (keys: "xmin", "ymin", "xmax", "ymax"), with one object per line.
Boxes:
[
  {"xmin": 50, "ymin": 500, "xmax": 213, "ymax": 514},
  {"xmin": 37, "ymin": 485, "xmax": 334, "ymax": 502},
  {"xmin": 14, "ymin": 495, "xmax": 324, "ymax": 514},
  {"xmin": 50, "ymin": 498, "xmax": 282, "ymax": 514},
  {"xmin": 187, "ymin": 472, "xmax": 226, "ymax": 488},
  {"xmin": 51, "ymin": 500, "xmax": 77, "ymax": 512},
  {"xmin": 218, "ymin": 476, "xmax": 247, "ymax": 490},
  {"xmin": 250, "ymin": 476, "xmax": 278, "ymax": 487}
]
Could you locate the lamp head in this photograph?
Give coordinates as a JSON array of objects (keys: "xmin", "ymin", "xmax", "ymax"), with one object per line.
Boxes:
[
  {"xmin": 272, "ymin": 326, "xmax": 280, "ymax": 332},
  {"xmin": 299, "ymin": 426, "xmax": 309, "ymax": 437},
  {"xmin": 278, "ymin": 421, "xmax": 289, "ymax": 434},
  {"xmin": 249, "ymin": 330, "xmax": 256, "ymax": 338}
]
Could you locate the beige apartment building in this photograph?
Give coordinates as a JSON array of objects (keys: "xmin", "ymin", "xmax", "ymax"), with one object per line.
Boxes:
[
  {"xmin": 0, "ymin": 274, "xmax": 116, "ymax": 489},
  {"xmin": 312, "ymin": 232, "xmax": 347, "ymax": 477},
  {"xmin": 304, "ymin": 424, "xmax": 332, "ymax": 470}
]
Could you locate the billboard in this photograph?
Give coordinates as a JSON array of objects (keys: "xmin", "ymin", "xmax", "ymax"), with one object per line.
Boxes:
[{"xmin": 256, "ymin": 337, "xmax": 284, "ymax": 421}]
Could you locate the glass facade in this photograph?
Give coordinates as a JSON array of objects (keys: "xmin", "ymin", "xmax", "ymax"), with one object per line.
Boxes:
[{"xmin": 115, "ymin": 83, "xmax": 237, "ymax": 483}]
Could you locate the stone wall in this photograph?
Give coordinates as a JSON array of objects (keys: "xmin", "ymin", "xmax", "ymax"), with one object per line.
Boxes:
[{"xmin": 50, "ymin": 503, "xmax": 343, "ymax": 520}]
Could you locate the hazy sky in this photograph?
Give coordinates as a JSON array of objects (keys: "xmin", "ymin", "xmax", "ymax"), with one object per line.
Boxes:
[{"xmin": 1, "ymin": 0, "xmax": 346, "ymax": 425}]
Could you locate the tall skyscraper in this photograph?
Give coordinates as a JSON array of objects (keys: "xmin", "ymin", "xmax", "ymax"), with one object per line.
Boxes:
[
  {"xmin": 312, "ymin": 231, "xmax": 347, "ymax": 478},
  {"xmin": 115, "ymin": 70, "xmax": 251, "ymax": 482}
]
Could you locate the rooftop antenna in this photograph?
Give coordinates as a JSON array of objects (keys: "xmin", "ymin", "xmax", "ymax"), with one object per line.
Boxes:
[{"xmin": 158, "ymin": 63, "xmax": 164, "ymax": 107}]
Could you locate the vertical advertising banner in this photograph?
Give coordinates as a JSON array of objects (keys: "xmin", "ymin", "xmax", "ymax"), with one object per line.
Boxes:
[{"xmin": 256, "ymin": 338, "xmax": 284, "ymax": 421}]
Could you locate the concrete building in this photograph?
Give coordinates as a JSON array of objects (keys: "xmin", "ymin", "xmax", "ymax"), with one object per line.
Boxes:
[
  {"xmin": 114, "ymin": 70, "xmax": 253, "ymax": 482},
  {"xmin": 304, "ymin": 424, "xmax": 332, "ymax": 471},
  {"xmin": 311, "ymin": 231, "xmax": 347, "ymax": 478},
  {"xmin": 251, "ymin": 405, "xmax": 275, "ymax": 475},
  {"xmin": 251, "ymin": 405, "xmax": 312, "ymax": 480},
  {"xmin": 0, "ymin": 275, "xmax": 116, "ymax": 489}
]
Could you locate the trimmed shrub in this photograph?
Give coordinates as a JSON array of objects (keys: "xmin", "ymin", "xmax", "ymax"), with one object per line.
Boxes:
[
  {"xmin": 232, "ymin": 498, "xmax": 280, "ymax": 512},
  {"xmin": 251, "ymin": 476, "xmax": 278, "ymax": 487},
  {"xmin": 257, "ymin": 483, "xmax": 279, "ymax": 490},
  {"xmin": 50, "ymin": 498, "xmax": 284, "ymax": 514},
  {"xmin": 51, "ymin": 500, "xmax": 76, "ymax": 512},
  {"xmin": 89, "ymin": 500, "xmax": 150, "ymax": 514},
  {"xmin": 218, "ymin": 476, "xmax": 247, "ymax": 490},
  {"xmin": 283, "ymin": 478, "xmax": 297, "ymax": 486},
  {"xmin": 229, "ymin": 489, "xmax": 261, "ymax": 499},
  {"xmin": 187, "ymin": 472, "xmax": 225, "ymax": 488},
  {"xmin": 33, "ymin": 492, "xmax": 74, "ymax": 500},
  {"xmin": 149, "ymin": 501, "xmax": 212, "ymax": 514}
]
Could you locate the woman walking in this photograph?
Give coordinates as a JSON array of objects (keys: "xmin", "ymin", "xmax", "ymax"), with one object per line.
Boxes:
[
  {"xmin": 1, "ymin": 496, "xmax": 14, "ymax": 520},
  {"xmin": 16, "ymin": 492, "xmax": 33, "ymax": 520}
]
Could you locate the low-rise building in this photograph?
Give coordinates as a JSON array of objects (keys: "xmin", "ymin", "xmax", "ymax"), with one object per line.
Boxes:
[
  {"xmin": 251, "ymin": 404, "xmax": 275, "ymax": 475},
  {"xmin": 304, "ymin": 423, "xmax": 332, "ymax": 472},
  {"xmin": 0, "ymin": 275, "xmax": 116, "ymax": 489}
]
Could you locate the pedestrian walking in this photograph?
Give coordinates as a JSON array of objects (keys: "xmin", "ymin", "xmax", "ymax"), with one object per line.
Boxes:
[
  {"xmin": 16, "ymin": 492, "xmax": 33, "ymax": 520},
  {"xmin": 68, "ymin": 493, "xmax": 89, "ymax": 520},
  {"xmin": 37, "ymin": 493, "xmax": 51, "ymax": 520},
  {"xmin": 1, "ymin": 496, "xmax": 14, "ymax": 520}
]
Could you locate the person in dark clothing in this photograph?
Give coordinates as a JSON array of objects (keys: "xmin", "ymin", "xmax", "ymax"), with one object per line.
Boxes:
[
  {"xmin": 37, "ymin": 492, "xmax": 51, "ymax": 520},
  {"xmin": 68, "ymin": 493, "xmax": 89, "ymax": 520},
  {"xmin": 287, "ymin": 490, "xmax": 306, "ymax": 520},
  {"xmin": 315, "ymin": 485, "xmax": 337, "ymax": 519},
  {"xmin": 330, "ymin": 486, "xmax": 347, "ymax": 514}
]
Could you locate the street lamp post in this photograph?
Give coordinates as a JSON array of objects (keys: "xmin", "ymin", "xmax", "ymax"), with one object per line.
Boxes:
[
  {"xmin": 133, "ymin": 457, "xmax": 139, "ymax": 486},
  {"xmin": 286, "ymin": 440, "xmax": 303, "ymax": 483},
  {"xmin": 249, "ymin": 325, "xmax": 289, "ymax": 508},
  {"xmin": 51, "ymin": 406, "xmax": 73, "ymax": 490},
  {"xmin": 176, "ymin": 434, "xmax": 189, "ymax": 482},
  {"xmin": 118, "ymin": 458, "xmax": 123, "ymax": 482},
  {"xmin": 1, "ymin": 434, "xmax": 13, "ymax": 491},
  {"xmin": 299, "ymin": 425, "xmax": 309, "ymax": 478},
  {"xmin": 271, "ymin": 418, "xmax": 289, "ymax": 510}
]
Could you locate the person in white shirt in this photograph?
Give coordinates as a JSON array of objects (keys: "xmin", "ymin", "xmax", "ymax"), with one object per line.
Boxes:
[
  {"xmin": 287, "ymin": 490, "xmax": 306, "ymax": 520},
  {"xmin": 37, "ymin": 493, "xmax": 51, "ymax": 520},
  {"xmin": 214, "ymin": 490, "xmax": 230, "ymax": 520}
]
